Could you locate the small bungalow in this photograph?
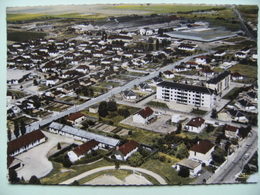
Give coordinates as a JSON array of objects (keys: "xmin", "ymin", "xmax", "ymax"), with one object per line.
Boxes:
[
  {"xmin": 114, "ymin": 140, "xmax": 139, "ymax": 161},
  {"xmin": 133, "ymin": 107, "xmax": 155, "ymax": 124},
  {"xmin": 67, "ymin": 140, "xmax": 100, "ymax": 163},
  {"xmin": 173, "ymin": 158, "xmax": 202, "ymax": 177},
  {"xmin": 163, "ymin": 70, "xmax": 175, "ymax": 79},
  {"xmin": 223, "ymin": 124, "xmax": 239, "ymax": 139},
  {"xmin": 66, "ymin": 112, "xmax": 86, "ymax": 126},
  {"xmin": 185, "ymin": 117, "xmax": 205, "ymax": 134},
  {"xmin": 188, "ymin": 140, "xmax": 214, "ymax": 166},
  {"xmin": 123, "ymin": 90, "xmax": 137, "ymax": 100},
  {"xmin": 139, "ymin": 82, "xmax": 153, "ymax": 92}
]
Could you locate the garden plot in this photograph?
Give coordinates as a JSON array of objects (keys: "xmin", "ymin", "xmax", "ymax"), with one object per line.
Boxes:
[
  {"xmin": 116, "ymin": 128, "xmax": 130, "ymax": 136},
  {"xmin": 45, "ymin": 102, "xmax": 71, "ymax": 112},
  {"xmin": 96, "ymin": 124, "xmax": 117, "ymax": 133}
]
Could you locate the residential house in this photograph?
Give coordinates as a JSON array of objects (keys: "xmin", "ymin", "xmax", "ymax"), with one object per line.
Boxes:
[
  {"xmin": 46, "ymin": 76, "xmax": 59, "ymax": 86},
  {"xmin": 76, "ymin": 65, "xmax": 89, "ymax": 74},
  {"xmin": 174, "ymin": 65, "xmax": 188, "ymax": 72},
  {"xmin": 177, "ymin": 43, "xmax": 196, "ymax": 51},
  {"xmin": 139, "ymin": 82, "xmax": 153, "ymax": 92},
  {"xmin": 235, "ymin": 52, "xmax": 246, "ymax": 59},
  {"xmin": 231, "ymin": 72, "xmax": 244, "ymax": 81},
  {"xmin": 163, "ymin": 70, "xmax": 175, "ymax": 79},
  {"xmin": 214, "ymin": 50, "xmax": 226, "ymax": 57},
  {"xmin": 226, "ymin": 109, "xmax": 248, "ymax": 123},
  {"xmin": 8, "ymin": 130, "xmax": 47, "ymax": 156},
  {"xmin": 133, "ymin": 107, "xmax": 155, "ymax": 124},
  {"xmin": 66, "ymin": 112, "xmax": 86, "ymax": 126},
  {"xmin": 67, "ymin": 140, "xmax": 100, "ymax": 163},
  {"xmin": 123, "ymin": 90, "xmax": 137, "ymax": 100},
  {"xmin": 236, "ymin": 99, "xmax": 256, "ymax": 111},
  {"xmin": 195, "ymin": 56, "xmax": 209, "ymax": 65},
  {"xmin": 223, "ymin": 124, "xmax": 239, "ymax": 139},
  {"xmin": 114, "ymin": 140, "xmax": 139, "ymax": 161},
  {"xmin": 185, "ymin": 117, "xmax": 205, "ymax": 133},
  {"xmin": 188, "ymin": 140, "xmax": 215, "ymax": 165},
  {"xmin": 173, "ymin": 158, "xmax": 202, "ymax": 177},
  {"xmin": 152, "ymin": 76, "xmax": 163, "ymax": 85}
]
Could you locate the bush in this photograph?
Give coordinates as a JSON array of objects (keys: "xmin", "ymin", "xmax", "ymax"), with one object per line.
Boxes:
[
  {"xmin": 29, "ymin": 175, "xmax": 41, "ymax": 184},
  {"xmin": 128, "ymin": 152, "xmax": 144, "ymax": 167},
  {"xmin": 178, "ymin": 167, "xmax": 190, "ymax": 178}
]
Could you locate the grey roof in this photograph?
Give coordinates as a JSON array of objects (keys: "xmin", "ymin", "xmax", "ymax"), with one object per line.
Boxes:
[
  {"xmin": 52, "ymin": 123, "xmax": 120, "ymax": 147},
  {"xmin": 207, "ymin": 71, "xmax": 230, "ymax": 84},
  {"xmin": 123, "ymin": 90, "xmax": 136, "ymax": 97},
  {"xmin": 158, "ymin": 81, "xmax": 214, "ymax": 94},
  {"xmin": 49, "ymin": 122, "xmax": 64, "ymax": 130},
  {"xmin": 177, "ymin": 158, "xmax": 201, "ymax": 169}
]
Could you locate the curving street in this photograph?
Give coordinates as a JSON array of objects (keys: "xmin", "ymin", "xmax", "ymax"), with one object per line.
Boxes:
[{"xmin": 60, "ymin": 165, "xmax": 167, "ymax": 185}]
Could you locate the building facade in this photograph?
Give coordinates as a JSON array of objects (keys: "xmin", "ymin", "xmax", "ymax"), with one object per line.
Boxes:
[
  {"xmin": 206, "ymin": 71, "xmax": 230, "ymax": 94},
  {"xmin": 156, "ymin": 81, "xmax": 216, "ymax": 108}
]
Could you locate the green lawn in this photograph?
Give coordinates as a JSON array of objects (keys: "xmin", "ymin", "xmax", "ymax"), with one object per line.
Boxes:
[
  {"xmin": 109, "ymin": 4, "xmax": 224, "ymax": 14},
  {"xmin": 223, "ymin": 87, "xmax": 243, "ymax": 100},
  {"xmin": 40, "ymin": 159, "xmax": 114, "ymax": 184},
  {"xmin": 229, "ymin": 64, "xmax": 257, "ymax": 78},
  {"xmin": 141, "ymin": 158, "xmax": 194, "ymax": 185},
  {"xmin": 146, "ymin": 101, "xmax": 169, "ymax": 109}
]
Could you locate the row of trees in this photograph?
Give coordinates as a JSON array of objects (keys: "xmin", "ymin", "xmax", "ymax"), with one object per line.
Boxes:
[
  {"xmin": 9, "ymin": 169, "xmax": 40, "ymax": 184},
  {"xmin": 8, "ymin": 120, "xmax": 27, "ymax": 140}
]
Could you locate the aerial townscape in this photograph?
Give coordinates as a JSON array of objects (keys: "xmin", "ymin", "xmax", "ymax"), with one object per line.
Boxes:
[{"xmin": 6, "ymin": 4, "xmax": 258, "ymax": 186}]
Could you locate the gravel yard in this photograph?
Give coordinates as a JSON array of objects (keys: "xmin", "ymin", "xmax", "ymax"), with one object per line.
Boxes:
[{"xmin": 16, "ymin": 131, "xmax": 80, "ymax": 180}]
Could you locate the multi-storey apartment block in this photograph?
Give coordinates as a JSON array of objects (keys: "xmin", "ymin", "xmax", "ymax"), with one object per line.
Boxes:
[
  {"xmin": 206, "ymin": 71, "xmax": 231, "ymax": 94},
  {"xmin": 156, "ymin": 81, "xmax": 217, "ymax": 108}
]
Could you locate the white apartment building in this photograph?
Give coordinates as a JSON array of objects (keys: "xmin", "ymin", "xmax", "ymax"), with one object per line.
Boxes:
[
  {"xmin": 156, "ymin": 81, "xmax": 217, "ymax": 108},
  {"xmin": 206, "ymin": 71, "xmax": 231, "ymax": 94}
]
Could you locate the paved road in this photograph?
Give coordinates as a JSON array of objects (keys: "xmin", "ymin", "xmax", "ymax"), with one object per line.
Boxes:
[
  {"xmin": 206, "ymin": 128, "xmax": 258, "ymax": 184},
  {"xmin": 60, "ymin": 165, "xmax": 167, "ymax": 185},
  {"xmin": 25, "ymin": 51, "xmax": 213, "ymax": 133},
  {"xmin": 232, "ymin": 5, "xmax": 256, "ymax": 41}
]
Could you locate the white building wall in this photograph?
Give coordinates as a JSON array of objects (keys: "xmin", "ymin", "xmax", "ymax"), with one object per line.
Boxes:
[{"xmin": 133, "ymin": 114, "xmax": 146, "ymax": 124}]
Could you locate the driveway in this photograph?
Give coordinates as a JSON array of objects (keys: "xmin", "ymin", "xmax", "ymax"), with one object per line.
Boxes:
[
  {"xmin": 60, "ymin": 165, "xmax": 167, "ymax": 185},
  {"xmin": 16, "ymin": 131, "xmax": 80, "ymax": 180}
]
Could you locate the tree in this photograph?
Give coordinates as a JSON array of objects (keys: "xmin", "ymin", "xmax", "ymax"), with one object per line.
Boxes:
[
  {"xmin": 128, "ymin": 152, "xmax": 144, "ymax": 167},
  {"xmin": 57, "ymin": 142, "xmax": 61, "ymax": 150},
  {"xmin": 63, "ymin": 155, "xmax": 72, "ymax": 168},
  {"xmin": 211, "ymin": 109, "xmax": 217, "ymax": 119},
  {"xmin": 178, "ymin": 167, "xmax": 190, "ymax": 177},
  {"xmin": 176, "ymin": 123, "xmax": 182, "ymax": 134},
  {"xmin": 175, "ymin": 143, "xmax": 189, "ymax": 159},
  {"xmin": 107, "ymin": 101, "xmax": 117, "ymax": 112},
  {"xmin": 238, "ymin": 126, "xmax": 251, "ymax": 138},
  {"xmin": 33, "ymin": 79, "xmax": 38, "ymax": 86},
  {"xmin": 8, "ymin": 130, "xmax": 12, "ymax": 141},
  {"xmin": 115, "ymin": 161, "xmax": 120, "ymax": 169},
  {"xmin": 13, "ymin": 121, "xmax": 20, "ymax": 138},
  {"xmin": 118, "ymin": 108, "xmax": 130, "ymax": 118},
  {"xmin": 71, "ymin": 180, "xmax": 79, "ymax": 186},
  {"xmin": 29, "ymin": 175, "xmax": 41, "ymax": 184},
  {"xmin": 98, "ymin": 101, "xmax": 108, "ymax": 117},
  {"xmin": 20, "ymin": 120, "xmax": 26, "ymax": 136},
  {"xmin": 8, "ymin": 169, "xmax": 20, "ymax": 184}
]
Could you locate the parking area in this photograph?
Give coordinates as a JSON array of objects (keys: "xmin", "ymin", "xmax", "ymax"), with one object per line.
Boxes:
[
  {"xmin": 120, "ymin": 114, "xmax": 175, "ymax": 134},
  {"xmin": 16, "ymin": 131, "xmax": 80, "ymax": 180}
]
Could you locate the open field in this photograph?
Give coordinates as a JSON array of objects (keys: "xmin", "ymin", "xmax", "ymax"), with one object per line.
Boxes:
[
  {"xmin": 229, "ymin": 64, "xmax": 257, "ymax": 78},
  {"xmin": 141, "ymin": 158, "xmax": 194, "ymax": 185},
  {"xmin": 7, "ymin": 31, "xmax": 47, "ymax": 42},
  {"xmin": 110, "ymin": 4, "xmax": 225, "ymax": 14}
]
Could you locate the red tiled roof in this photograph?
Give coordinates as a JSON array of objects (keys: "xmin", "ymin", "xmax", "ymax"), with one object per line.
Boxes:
[
  {"xmin": 186, "ymin": 117, "xmax": 205, "ymax": 127},
  {"xmin": 8, "ymin": 130, "xmax": 46, "ymax": 155},
  {"xmin": 138, "ymin": 107, "xmax": 154, "ymax": 119},
  {"xmin": 67, "ymin": 112, "xmax": 85, "ymax": 122},
  {"xmin": 190, "ymin": 140, "xmax": 214, "ymax": 154},
  {"xmin": 73, "ymin": 140, "xmax": 99, "ymax": 156},
  {"xmin": 223, "ymin": 124, "xmax": 238, "ymax": 132},
  {"xmin": 118, "ymin": 140, "xmax": 139, "ymax": 156}
]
